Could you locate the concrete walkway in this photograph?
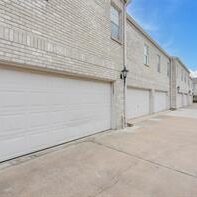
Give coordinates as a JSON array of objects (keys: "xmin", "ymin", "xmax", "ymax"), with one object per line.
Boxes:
[{"xmin": 1, "ymin": 105, "xmax": 197, "ymax": 197}]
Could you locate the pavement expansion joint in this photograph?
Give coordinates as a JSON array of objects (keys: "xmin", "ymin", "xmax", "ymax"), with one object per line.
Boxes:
[{"xmin": 90, "ymin": 140, "xmax": 197, "ymax": 180}]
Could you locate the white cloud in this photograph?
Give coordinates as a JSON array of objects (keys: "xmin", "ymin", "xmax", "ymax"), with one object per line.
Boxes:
[
  {"xmin": 127, "ymin": 0, "xmax": 186, "ymax": 57},
  {"xmin": 138, "ymin": 20, "xmax": 159, "ymax": 32},
  {"xmin": 161, "ymin": 37, "xmax": 179, "ymax": 56},
  {"xmin": 162, "ymin": 38, "xmax": 174, "ymax": 49},
  {"xmin": 190, "ymin": 70, "xmax": 197, "ymax": 78},
  {"xmin": 127, "ymin": 3, "xmax": 161, "ymax": 39}
]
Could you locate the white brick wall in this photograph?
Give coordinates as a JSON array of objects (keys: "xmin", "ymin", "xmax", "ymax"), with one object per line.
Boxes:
[
  {"xmin": 126, "ymin": 17, "xmax": 170, "ymax": 91},
  {"xmin": 193, "ymin": 78, "xmax": 197, "ymax": 96},
  {"xmin": 0, "ymin": 0, "xmax": 125, "ymax": 80},
  {"xmin": 0, "ymin": 0, "xmax": 127, "ymax": 129},
  {"xmin": 193, "ymin": 78, "xmax": 197, "ymax": 102},
  {"xmin": 126, "ymin": 16, "xmax": 171, "ymax": 113},
  {"xmin": 171, "ymin": 57, "xmax": 192, "ymax": 108},
  {"xmin": 0, "ymin": 0, "xmax": 193, "ymax": 128}
]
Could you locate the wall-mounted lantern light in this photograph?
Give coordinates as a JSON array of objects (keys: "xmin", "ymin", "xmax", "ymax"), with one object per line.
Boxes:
[
  {"xmin": 177, "ymin": 86, "xmax": 180, "ymax": 93},
  {"xmin": 120, "ymin": 65, "xmax": 129, "ymax": 84},
  {"xmin": 189, "ymin": 90, "xmax": 193, "ymax": 96}
]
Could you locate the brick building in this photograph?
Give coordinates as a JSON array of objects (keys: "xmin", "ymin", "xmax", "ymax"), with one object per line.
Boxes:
[{"xmin": 0, "ymin": 0, "xmax": 192, "ymax": 162}]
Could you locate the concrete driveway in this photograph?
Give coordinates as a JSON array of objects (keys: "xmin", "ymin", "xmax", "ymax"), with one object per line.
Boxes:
[{"xmin": 1, "ymin": 105, "xmax": 197, "ymax": 197}]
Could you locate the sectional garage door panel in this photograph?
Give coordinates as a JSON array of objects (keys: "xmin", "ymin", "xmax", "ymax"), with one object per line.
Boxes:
[
  {"xmin": 127, "ymin": 88, "xmax": 150, "ymax": 119},
  {"xmin": 177, "ymin": 93, "xmax": 183, "ymax": 108},
  {"xmin": 154, "ymin": 91, "xmax": 168, "ymax": 113},
  {"xmin": 189, "ymin": 95, "xmax": 193, "ymax": 105},
  {"xmin": 183, "ymin": 94, "xmax": 188, "ymax": 106},
  {"xmin": 0, "ymin": 67, "xmax": 112, "ymax": 162}
]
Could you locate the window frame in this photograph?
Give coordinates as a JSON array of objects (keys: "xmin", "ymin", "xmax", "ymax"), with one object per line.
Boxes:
[
  {"xmin": 176, "ymin": 65, "xmax": 179, "ymax": 79},
  {"xmin": 157, "ymin": 54, "xmax": 161, "ymax": 73},
  {"xmin": 167, "ymin": 62, "xmax": 170, "ymax": 77},
  {"xmin": 144, "ymin": 44, "xmax": 149, "ymax": 66},
  {"xmin": 110, "ymin": 3, "xmax": 122, "ymax": 44}
]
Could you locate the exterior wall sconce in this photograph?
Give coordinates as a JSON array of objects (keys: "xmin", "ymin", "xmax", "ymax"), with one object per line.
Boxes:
[
  {"xmin": 120, "ymin": 65, "xmax": 129, "ymax": 84},
  {"xmin": 189, "ymin": 90, "xmax": 193, "ymax": 96},
  {"xmin": 177, "ymin": 86, "xmax": 180, "ymax": 93}
]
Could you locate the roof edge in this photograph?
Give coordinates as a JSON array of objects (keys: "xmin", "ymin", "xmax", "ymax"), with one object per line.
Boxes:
[
  {"xmin": 124, "ymin": 0, "xmax": 132, "ymax": 5},
  {"xmin": 172, "ymin": 57, "xmax": 190, "ymax": 74},
  {"xmin": 193, "ymin": 78, "xmax": 197, "ymax": 81},
  {"xmin": 126, "ymin": 13, "xmax": 170, "ymax": 59}
]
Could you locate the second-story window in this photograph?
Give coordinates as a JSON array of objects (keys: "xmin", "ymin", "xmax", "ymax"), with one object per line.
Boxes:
[
  {"xmin": 157, "ymin": 55, "xmax": 161, "ymax": 73},
  {"xmin": 167, "ymin": 62, "xmax": 170, "ymax": 77},
  {"xmin": 144, "ymin": 44, "xmax": 149, "ymax": 65},
  {"xmin": 176, "ymin": 66, "xmax": 179, "ymax": 78},
  {"xmin": 110, "ymin": 4, "xmax": 122, "ymax": 42}
]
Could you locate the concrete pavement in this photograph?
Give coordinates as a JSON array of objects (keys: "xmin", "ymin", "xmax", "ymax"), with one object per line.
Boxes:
[{"xmin": 1, "ymin": 104, "xmax": 197, "ymax": 197}]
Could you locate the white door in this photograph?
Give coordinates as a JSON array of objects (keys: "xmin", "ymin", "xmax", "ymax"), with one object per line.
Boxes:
[
  {"xmin": 154, "ymin": 91, "xmax": 167, "ymax": 113},
  {"xmin": 177, "ymin": 93, "xmax": 182, "ymax": 108},
  {"xmin": 0, "ymin": 67, "xmax": 112, "ymax": 162},
  {"xmin": 127, "ymin": 88, "xmax": 150, "ymax": 119}
]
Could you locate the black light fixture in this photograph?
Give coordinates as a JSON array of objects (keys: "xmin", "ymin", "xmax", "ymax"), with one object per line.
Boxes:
[
  {"xmin": 120, "ymin": 66, "xmax": 129, "ymax": 83},
  {"xmin": 177, "ymin": 86, "xmax": 180, "ymax": 93}
]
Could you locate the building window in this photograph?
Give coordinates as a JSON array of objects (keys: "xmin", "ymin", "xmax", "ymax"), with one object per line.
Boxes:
[
  {"xmin": 181, "ymin": 70, "xmax": 183, "ymax": 81},
  {"xmin": 157, "ymin": 55, "xmax": 161, "ymax": 73},
  {"xmin": 176, "ymin": 66, "xmax": 179, "ymax": 78},
  {"xmin": 144, "ymin": 44, "xmax": 149, "ymax": 65},
  {"xmin": 110, "ymin": 4, "xmax": 122, "ymax": 42},
  {"xmin": 167, "ymin": 62, "xmax": 170, "ymax": 77}
]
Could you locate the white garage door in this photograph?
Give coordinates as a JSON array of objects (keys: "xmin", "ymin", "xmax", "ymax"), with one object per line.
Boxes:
[
  {"xmin": 0, "ymin": 67, "xmax": 112, "ymax": 162},
  {"xmin": 189, "ymin": 95, "xmax": 193, "ymax": 105},
  {"xmin": 154, "ymin": 91, "xmax": 167, "ymax": 113},
  {"xmin": 127, "ymin": 88, "xmax": 150, "ymax": 119},
  {"xmin": 177, "ymin": 93, "xmax": 183, "ymax": 108},
  {"xmin": 183, "ymin": 94, "xmax": 188, "ymax": 106}
]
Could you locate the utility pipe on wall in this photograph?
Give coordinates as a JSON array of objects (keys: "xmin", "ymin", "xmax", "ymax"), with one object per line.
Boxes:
[{"xmin": 122, "ymin": 0, "xmax": 132, "ymax": 128}]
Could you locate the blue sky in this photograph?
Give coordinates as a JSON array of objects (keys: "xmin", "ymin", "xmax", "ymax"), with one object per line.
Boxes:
[{"xmin": 127, "ymin": 0, "xmax": 197, "ymax": 76}]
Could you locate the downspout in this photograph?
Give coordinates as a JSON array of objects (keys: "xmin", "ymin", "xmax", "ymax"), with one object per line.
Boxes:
[
  {"xmin": 169, "ymin": 57, "xmax": 173, "ymax": 110},
  {"xmin": 123, "ymin": 0, "xmax": 131, "ymax": 127}
]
